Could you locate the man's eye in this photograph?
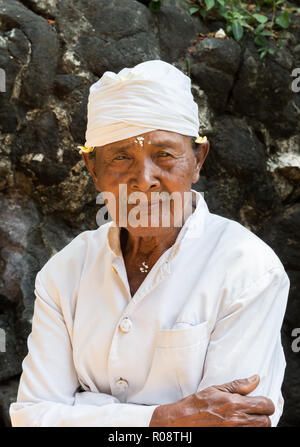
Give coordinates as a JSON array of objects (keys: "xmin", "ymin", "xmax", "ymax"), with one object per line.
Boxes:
[
  {"xmin": 114, "ymin": 155, "xmax": 130, "ymax": 160},
  {"xmin": 157, "ymin": 152, "xmax": 171, "ymax": 158}
]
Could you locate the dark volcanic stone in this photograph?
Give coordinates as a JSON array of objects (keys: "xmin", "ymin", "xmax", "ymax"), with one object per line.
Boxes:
[
  {"xmin": 231, "ymin": 46, "xmax": 300, "ymax": 139},
  {"xmin": 191, "ymin": 38, "xmax": 241, "ymax": 113},
  {"xmin": 157, "ymin": 0, "xmax": 209, "ymax": 62},
  {"xmin": 0, "ymin": 295, "xmax": 22, "ymax": 382},
  {"xmin": 54, "ymin": 74, "xmax": 83, "ymax": 98},
  {"xmin": 204, "ymin": 116, "xmax": 267, "ymax": 179},
  {"xmin": 14, "ymin": 111, "xmax": 69, "ymax": 186},
  {"xmin": 258, "ymin": 203, "xmax": 300, "ymax": 270},
  {"xmin": 0, "ymin": 0, "xmax": 59, "ymax": 107},
  {"xmin": 76, "ymin": 32, "xmax": 160, "ymax": 76}
]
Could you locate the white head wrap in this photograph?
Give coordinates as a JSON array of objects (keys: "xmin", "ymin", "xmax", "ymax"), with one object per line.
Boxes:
[{"xmin": 83, "ymin": 60, "xmax": 202, "ymax": 150}]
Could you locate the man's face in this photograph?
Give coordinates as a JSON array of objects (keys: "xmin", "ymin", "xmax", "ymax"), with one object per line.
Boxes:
[{"xmin": 82, "ymin": 129, "xmax": 209, "ymax": 234}]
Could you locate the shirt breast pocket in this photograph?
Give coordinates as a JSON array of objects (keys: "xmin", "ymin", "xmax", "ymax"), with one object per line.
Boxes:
[
  {"xmin": 155, "ymin": 320, "xmax": 209, "ymax": 348},
  {"xmin": 135, "ymin": 321, "xmax": 210, "ymax": 405}
]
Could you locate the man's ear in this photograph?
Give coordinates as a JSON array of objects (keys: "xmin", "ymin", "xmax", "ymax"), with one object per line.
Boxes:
[
  {"xmin": 192, "ymin": 141, "xmax": 210, "ymax": 183},
  {"xmin": 81, "ymin": 152, "xmax": 97, "ymax": 183}
]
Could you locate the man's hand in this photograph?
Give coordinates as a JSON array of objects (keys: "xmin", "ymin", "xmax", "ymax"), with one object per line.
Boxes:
[{"xmin": 149, "ymin": 375, "xmax": 275, "ymax": 427}]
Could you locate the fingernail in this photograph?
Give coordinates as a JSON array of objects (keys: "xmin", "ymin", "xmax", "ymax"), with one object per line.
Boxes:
[{"xmin": 249, "ymin": 374, "xmax": 259, "ymax": 382}]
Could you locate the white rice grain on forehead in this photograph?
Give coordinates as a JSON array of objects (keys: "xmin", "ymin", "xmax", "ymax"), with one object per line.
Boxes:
[{"xmin": 134, "ymin": 136, "xmax": 145, "ymax": 147}]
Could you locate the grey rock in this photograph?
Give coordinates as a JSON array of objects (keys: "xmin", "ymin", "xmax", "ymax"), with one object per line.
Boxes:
[
  {"xmin": 54, "ymin": 74, "xmax": 84, "ymax": 98},
  {"xmin": 0, "ymin": 376, "xmax": 20, "ymax": 426},
  {"xmin": 5, "ymin": 28, "xmax": 30, "ymax": 65},
  {"xmin": 0, "ymin": 0, "xmax": 59, "ymax": 107},
  {"xmin": 231, "ymin": 46, "xmax": 300, "ymax": 138},
  {"xmin": 195, "ymin": 115, "xmax": 278, "ymax": 222},
  {"xmin": 0, "ymin": 157, "xmax": 13, "ymax": 191},
  {"xmin": 204, "ymin": 116, "xmax": 267, "ymax": 179},
  {"xmin": 198, "ymin": 173, "xmax": 245, "ymax": 221},
  {"xmin": 258, "ymin": 203, "xmax": 300, "ymax": 271},
  {"xmin": 77, "ymin": 0, "xmax": 153, "ymax": 39},
  {"xmin": 191, "ymin": 37, "xmax": 241, "ymax": 75},
  {"xmin": 0, "ymin": 190, "xmax": 84, "ymax": 399},
  {"xmin": 267, "ymin": 151, "xmax": 300, "ymax": 202},
  {"xmin": 0, "ymin": 34, "xmax": 20, "ymax": 132},
  {"xmin": 280, "ymin": 321, "xmax": 300, "ymax": 426},
  {"xmin": 58, "ymin": 0, "xmax": 159, "ymax": 76},
  {"xmin": 190, "ymin": 38, "xmax": 241, "ymax": 113},
  {"xmin": 0, "ymin": 295, "xmax": 22, "ymax": 382},
  {"xmin": 157, "ymin": 0, "xmax": 208, "ymax": 62},
  {"xmin": 191, "ymin": 63, "xmax": 234, "ymax": 113},
  {"xmin": 0, "ymin": 191, "xmax": 81, "ymax": 319},
  {"xmin": 76, "ymin": 32, "xmax": 160, "ymax": 76},
  {"xmin": 14, "ymin": 110, "xmax": 66, "ymax": 187},
  {"xmin": 19, "ymin": 0, "xmax": 58, "ymax": 19}
]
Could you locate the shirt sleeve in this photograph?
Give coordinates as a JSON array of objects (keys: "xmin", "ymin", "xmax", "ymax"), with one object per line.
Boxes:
[
  {"xmin": 196, "ymin": 265, "xmax": 290, "ymax": 427},
  {"xmin": 9, "ymin": 271, "xmax": 159, "ymax": 427}
]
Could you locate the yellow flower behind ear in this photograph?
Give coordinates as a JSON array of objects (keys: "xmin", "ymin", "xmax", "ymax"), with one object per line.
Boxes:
[
  {"xmin": 195, "ymin": 136, "xmax": 207, "ymax": 144},
  {"xmin": 77, "ymin": 145, "xmax": 94, "ymax": 154}
]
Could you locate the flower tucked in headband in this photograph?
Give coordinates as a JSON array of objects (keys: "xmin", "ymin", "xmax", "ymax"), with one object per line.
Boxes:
[
  {"xmin": 195, "ymin": 136, "xmax": 208, "ymax": 144},
  {"xmin": 77, "ymin": 145, "xmax": 94, "ymax": 154}
]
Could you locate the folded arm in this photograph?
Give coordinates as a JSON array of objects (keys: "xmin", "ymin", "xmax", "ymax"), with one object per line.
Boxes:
[
  {"xmin": 150, "ymin": 265, "xmax": 290, "ymax": 427},
  {"xmin": 197, "ymin": 265, "xmax": 290, "ymax": 426},
  {"xmin": 9, "ymin": 271, "xmax": 159, "ymax": 427}
]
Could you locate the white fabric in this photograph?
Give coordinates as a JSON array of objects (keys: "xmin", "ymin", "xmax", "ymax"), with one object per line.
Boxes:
[
  {"xmin": 85, "ymin": 60, "xmax": 200, "ymax": 148},
  {"xmin": 9, "ymin": 190, "xmax": 290, "ymax": 427}
]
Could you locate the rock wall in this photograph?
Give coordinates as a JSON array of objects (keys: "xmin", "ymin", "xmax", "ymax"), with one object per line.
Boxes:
[{"xmin": 0, "ymin": 0, "xmax": 299, "ymax": 427}]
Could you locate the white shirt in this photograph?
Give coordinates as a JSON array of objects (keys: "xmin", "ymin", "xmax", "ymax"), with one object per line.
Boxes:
[{"xmin": 9, "ymin": 190, "xmax": 290, "ymax": 427}]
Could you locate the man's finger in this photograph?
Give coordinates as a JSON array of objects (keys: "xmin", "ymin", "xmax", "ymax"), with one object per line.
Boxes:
[
  {"xmin": 214, "ymin": 375, "xmax": 260, "ymax": 395},
  {"xmin": 231, "ymin": 394, "xmax": 275, "ymax": 416},
  {"xmin": 224, "ymin": 412, "xmax": 271, "ymax": 427}
]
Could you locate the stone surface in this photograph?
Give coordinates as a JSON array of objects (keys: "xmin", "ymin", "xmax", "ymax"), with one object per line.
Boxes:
[
  {"xmin": 0, "ymin": 376, "xmax": 20, "ymax": 427},
  {"xmin": 230, "ymin": 42, "xmax": 300, "ymax": 139},
  {"xmin": 258, "ymin": 204, "xmax": 300, "ymax": 271},
  {"xmin": 258, "ymin": 205, "xmax": 300, "ymax": 425},
  {"xmin": 157, "ymin": 0, "xmax": 209, "ymax": 62},
  {"xmin": 20, "ymin": 0, "xmax": 58, "ymax": 19},
  {"xmin": 190, "ymin": 37, "xmax": 241, "ymax": 113},
  {"xmin": 0, "ymin": 29, "xmax": 21, "ymax": 133},
  {"xmin": 0, "ymin": 0, "xmax": 299, "ymax": 427},
  {"xmin": 196, "ymin": 115, "xmax": 277, "ymax": 223},
  {"xmin": 0, "ymin": 295, "xmax": 22, "ymax": 382},
  {"xmin": 0, "ymin": 0, "xmax": 59, "ymax": 108}
]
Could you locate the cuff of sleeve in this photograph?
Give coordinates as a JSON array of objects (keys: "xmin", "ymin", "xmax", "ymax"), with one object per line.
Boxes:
[
  {"xmin": 74, "ymin": 391, "xmax": 120, "ymax": 406},
  {"xmin": 130, "ymin": 403, "xmax": 160, "ymax": 427},
  {"xmin": 74, "ymin": 392, "xmax": 160, "ymax": 427}
]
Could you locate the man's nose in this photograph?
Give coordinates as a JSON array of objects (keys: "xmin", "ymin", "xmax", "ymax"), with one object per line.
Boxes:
[{"xmin": 130, "ymin": 158, "xmax": 160, "ymax": 192}]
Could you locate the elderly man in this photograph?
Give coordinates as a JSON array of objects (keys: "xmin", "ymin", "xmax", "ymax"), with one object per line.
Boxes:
[{"xmin": 9, "ymin": 60, "xmax": 289, "ymax": 427}]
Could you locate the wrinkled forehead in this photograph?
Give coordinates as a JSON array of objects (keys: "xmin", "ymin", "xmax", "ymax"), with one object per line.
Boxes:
[{"xmin": 96, "ymin": 130, "xmax": 189, "ymax": 150}]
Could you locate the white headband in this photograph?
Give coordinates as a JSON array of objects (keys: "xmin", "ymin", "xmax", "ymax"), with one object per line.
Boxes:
[{"xmin": 79, "ymin": 60, "xmax": 206, "ymax": 153}]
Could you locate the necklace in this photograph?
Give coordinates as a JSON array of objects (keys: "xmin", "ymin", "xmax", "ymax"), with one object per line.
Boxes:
[{"xmin": 139, "ymin": 261, "xmax": 149, "ymax": 273}]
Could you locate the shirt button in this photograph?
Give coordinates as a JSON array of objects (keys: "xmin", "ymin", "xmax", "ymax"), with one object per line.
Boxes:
[
  {"xmin": 119, "ymin": 317, "xmax": 132, "ymax": 333},
  {"xmin": 116, "ymin": 378, "xmax": 129, "ymax": 392}
]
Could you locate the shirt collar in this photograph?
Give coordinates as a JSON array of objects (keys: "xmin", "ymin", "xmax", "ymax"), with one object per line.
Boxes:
[{"xmin": 106, "ymin": 189, "xmax": 209, "ymax": 260}]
